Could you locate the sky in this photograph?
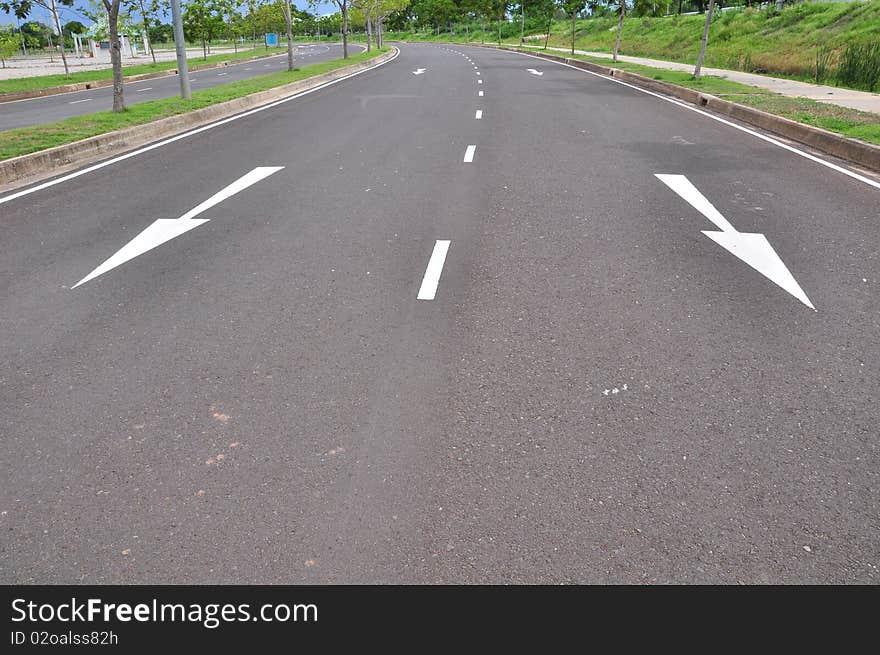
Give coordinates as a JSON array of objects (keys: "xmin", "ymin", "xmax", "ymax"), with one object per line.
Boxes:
[{"xmin": 1, "ymin": 1, "xmax": 340, "ymax": 30}]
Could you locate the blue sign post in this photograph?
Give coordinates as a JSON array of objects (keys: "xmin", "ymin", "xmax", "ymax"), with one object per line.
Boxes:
[{"xmin": 265, "ymin": 33, "xmax": 278, "ymax": 47}]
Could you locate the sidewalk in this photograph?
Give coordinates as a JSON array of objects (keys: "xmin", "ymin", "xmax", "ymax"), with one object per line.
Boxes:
[{"xmin": 521, "ymin": 44, "xmax": 880, "ymax": 115}]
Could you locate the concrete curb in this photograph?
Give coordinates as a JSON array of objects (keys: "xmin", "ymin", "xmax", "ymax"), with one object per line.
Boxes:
[
  {"xmin": 0, "ymin": 48, "xmax": 397, "ymax": 191},
  {"xmin": 0, "ymin": 52, "xmax": 289, "ymax": 103},
  {"xmin": 480, "ymin": 45, "xmax": 880, "ymax": 173}
]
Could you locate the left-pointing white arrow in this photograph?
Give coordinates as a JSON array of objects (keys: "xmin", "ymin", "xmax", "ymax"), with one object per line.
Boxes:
[
  {"xmin": 72, "ymin": 166, "xmax": 284, "ymax": 289},
  {"xmin": 413, "ymin": 68, "xmax": 427, "ymax": 75},
  {"xmin": 655, "ymin": 173, "xmax": 815, "ymax": 310}
]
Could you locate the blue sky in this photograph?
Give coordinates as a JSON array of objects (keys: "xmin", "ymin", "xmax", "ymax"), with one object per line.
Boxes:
[{"xmin": 1, "ymin": 1, "xmax": 340, "ymax": 29}]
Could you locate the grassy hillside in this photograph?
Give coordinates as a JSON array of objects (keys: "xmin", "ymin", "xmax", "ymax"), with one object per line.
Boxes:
[{"xmin": 397, "ymin": 2, "xmax": 880, "ymax": 90}]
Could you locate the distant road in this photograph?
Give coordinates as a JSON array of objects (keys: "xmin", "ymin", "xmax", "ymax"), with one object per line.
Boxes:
[{"xmin": 0, "ymin": 43, "xmax": 354, "ymax": 131}]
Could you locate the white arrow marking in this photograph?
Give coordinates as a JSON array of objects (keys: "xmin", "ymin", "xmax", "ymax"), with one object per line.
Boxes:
[
  {"xmin": 655, "ymin": 174, "xmax": 814, "ymax": 310},
  {"xmin": 72, "ymin": 167, "xmax": 283, "ymax": 289},
  {"xmin": 413, "ymin": 68, "xmax": 426, "ymax": 75},
  {"xmin": 526, "ymin": 68, "xmax": 543, "ymax": 76}
]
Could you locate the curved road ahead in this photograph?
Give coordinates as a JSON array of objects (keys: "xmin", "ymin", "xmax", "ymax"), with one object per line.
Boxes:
[
  {"xmin": 1, "ymin": 43, "xmax": 879, "ymax": 584},
  {"xmin": 0, "ymin": 43, "xmax": 357, "ymax": 131}
]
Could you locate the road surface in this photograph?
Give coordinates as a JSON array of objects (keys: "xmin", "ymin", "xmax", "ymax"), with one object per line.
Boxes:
[
  {"xmin": 1, "ymin": 43, "xmax": 878, "ymax": 584},
  {"xmin": 0, "ymin": 43, "xmax": 353, "ymax": 132}
]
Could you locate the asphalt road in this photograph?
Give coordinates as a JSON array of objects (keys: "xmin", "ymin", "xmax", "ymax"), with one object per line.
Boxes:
[
  {"xmin": 0, "ymin": 43, "xmax": 355, "ymax": 131},
  {"xmin": 1, "ymin": 43, "xmax": 878, "ymax": 584}
]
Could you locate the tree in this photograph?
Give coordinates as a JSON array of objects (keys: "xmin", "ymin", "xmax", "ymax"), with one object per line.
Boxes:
[
  {"xmin": 328, "ymin": 0, "xmax": 351, "ymax": 58},
  {"xmin": 563, "ymin": 0, "xmax": 585, "ymax": 56},
  {"xmin": 183, "ymin": 0, "xmax": 225, "ymax": 59},
  {"xmin": 104, "ymin": 0, "xmax": 125, "ymax": 111},
  {"xmin": 123, "ymin": 0, "xmax": 158, "ymax": 63},
  {"xmin": 1, "ymin": 0, "xmax": 75, "ymax": 78},
  {"xmin": 612, "ymin": 0, "xmax": 626, "ymax": 63},
  {"xmin": 62, "ymin": 20, "xmax": 87, "ymax": 36},
  {"xmin": 374, "ymin": 0, "xmax": 407, "ymax": 48},
  {"xmin": 148, "ymin": 21, "xmax": 174, "ymax": 46},
  {"xmin": 0, "ymin": 27, "xmax": 20, "ymax": 68},
  {"xmin": 693, "ymin": 0, "xmax": 715, "ymax": 79},
  {"xmin": 281, "ymin": 0, "xmax": 294, "ymax": 70}
]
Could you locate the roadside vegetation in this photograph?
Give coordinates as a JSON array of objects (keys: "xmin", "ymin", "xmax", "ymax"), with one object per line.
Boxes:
[
  {"xmin": 0, "ymin": 48, "xmax": 388, "ymax": 160},
  {"xmin": 391, "ymin": 1, "xmax": 880, "ymax": 92}
]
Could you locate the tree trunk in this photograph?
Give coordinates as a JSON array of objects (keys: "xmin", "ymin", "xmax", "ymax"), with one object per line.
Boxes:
[
  {"xmin": 284, "ymin": 0, "xmax": 294, "ymax": 70},
  {"xmin": 202, "ymin": 37, "xmax": 207, "ymax": 59},
  {"xmin": 140, "ymin": 0, "xmax": 157, "ymax": 66},
  {"xmin": 481, "ymin": 19, "xmax": 485, "ymax": 45},
  {"xmin": 105, "ymin": 0, "xmax": 125, "ymax": 112},
  {"xmin": 571, "ymin": 14, "xmax": 575, "ymax": 55},
  {"xmin": 342, "ymin": 2, "xmax": 349, "ymax": 58},
  {"xmin": 613, "ymin": 1, "xmax": 626, "ymax": 63},
  {"xmin": 694, "ymin": 0, "xmax": 715, "ymax": 79},
  {"xmin": 520, "ymin": 3, "xmax": 524, "ymax": 45},
  {"xmin": 49, "ymin": 0, "xmax": 70, "ymax": 79},
  {"xmin": 365, "ymin": 16, "xmax": 372, "ymax": 52},
  {"xmin": 497, "ymin": 17, "xmax": 501, "ymax": 45}
]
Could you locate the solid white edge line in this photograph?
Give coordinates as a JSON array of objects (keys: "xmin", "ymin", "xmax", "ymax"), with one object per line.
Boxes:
[
  {"xmin": 464, "ymin": 145, "xmax": 476, "ymax": 162},
  {"xmin": 417, "ymin": 240, "xmax": 451, "ymax": 300},
  {"xmin": 0, "ymin": 48, "xmax": 401, "ymax": 206},
  {"xmin": 504, "ymin": 49, "xmax": 880, "ymax": 191}
]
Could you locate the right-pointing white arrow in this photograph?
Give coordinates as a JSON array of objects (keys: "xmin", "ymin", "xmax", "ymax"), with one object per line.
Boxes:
[
  {"xmin": 413, "ymin": 68, "xmax": 427, "ymax": 75},
  {"xmin": 656, "ymin": 174, "xmax": 815, "ymax": 310},
  {"xmin": 526, "ymin": 68, "xmax": 543, "ymax": 76}
]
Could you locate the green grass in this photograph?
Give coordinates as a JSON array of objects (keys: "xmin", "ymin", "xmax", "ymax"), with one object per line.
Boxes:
[
  {"xmin": 394, "ymin": 1, "xmax": 880, "ymax": 90},
  {"xmin": 0, "ymin": 48, "xmax": 388, "ymax": 161},
  {"xmin": 502, "ymin": 46, "xmax": 880, "ymax": 147},
  {"xmin": 0, "ymin": 47, "xmax": 289, "ymax": 95}
]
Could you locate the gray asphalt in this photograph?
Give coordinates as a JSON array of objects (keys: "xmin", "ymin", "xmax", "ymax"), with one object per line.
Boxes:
[
  {"xmin": 0, "ymin": 43, "xmax": 355, "ymax": 131},
  {"xmin": 1, "ymin": 43, "xmax": 878, "ymax": 584}
]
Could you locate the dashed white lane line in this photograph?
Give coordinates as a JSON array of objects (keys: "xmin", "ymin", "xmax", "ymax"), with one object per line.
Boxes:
[
  {"xmin": 417, "ymin": 240, "xmax": 451, "ymax": 300},
  {"xmin": 475, "ymin": 110, "xmax": 482, "ymax": 119},
  {"xmin": 137, "ymin": 87, "xmax": 152, "ymax": 92},
  {"xmin": 463, "ymin": 145, "xmax": 476, "ymax": 162},
  {"xmin": 475, "ymin": 71, "xmax": 480, "ymax": 76},
  {"xmin": 478, "ymin": 79, "xmax": 482, "ymax": 84},
  {"xmin": 478, "ymin": 90, "xmax": 484, "ymax": 96},
  {"xmin": 69, "ymin": 98, "xmax": 91, "ymax": 104},
  {"xmin": 244, "ymin": 67, "xmax": 252, "ymax": 70},
  {"xmin": 218, "ymin": 72, "xmax": 227, "ymax": 76}
]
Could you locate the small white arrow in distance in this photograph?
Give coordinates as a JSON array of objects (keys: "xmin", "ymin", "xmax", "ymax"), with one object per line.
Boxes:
[
  {"xmin": 526, "ymin": 68, "xmax": 543, "ymax": 76},
  {"xmin": 655, "ymin": 174, "xmax": 814, "ymax": 310},
  {"xmin": 412, "ymin": 68, "xmax": 427, "ymax": 75},
  {"xmin": 72, "ymin": 167, "xmax": 284, "ymax": 289}
]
